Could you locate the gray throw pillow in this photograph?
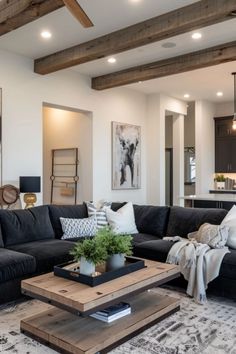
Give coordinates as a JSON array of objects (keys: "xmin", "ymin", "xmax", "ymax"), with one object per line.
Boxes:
[
  {"xmin": 60, "ymin": 216, "xmax": 97, "ymax": 239},
  {"xmin": 188, "ymin": 223, "xmax": 229, "ymax": 249}
]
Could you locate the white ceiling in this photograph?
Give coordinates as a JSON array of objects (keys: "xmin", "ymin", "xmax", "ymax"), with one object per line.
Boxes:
[
  {"xmin": 0, "ymin": 0, "xmax": 198, "ymax": 58},
  {"xmin": 0, "ymin": 0, "xmax": 235, "ymax": 102},
  {"xmin": 127, "ymin": 61, "xmax": 236, "ymax": 102},
  {"xmin": 75, "ymin": 19, "xmax": 236, "ymax": 77}
]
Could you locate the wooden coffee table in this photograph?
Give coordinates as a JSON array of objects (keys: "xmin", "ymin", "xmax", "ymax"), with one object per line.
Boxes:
[{"xmin": 21, "ymin": 259, "xmax": 180, "ymax": 354}]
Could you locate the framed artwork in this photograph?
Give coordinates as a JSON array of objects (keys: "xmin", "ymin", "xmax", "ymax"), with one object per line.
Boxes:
[{"xmin": 112, "ymin": 121, "xmax": 141, "ymax": 190}]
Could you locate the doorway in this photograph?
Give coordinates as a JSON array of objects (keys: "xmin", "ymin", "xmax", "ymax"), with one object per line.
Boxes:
[
  {"xmin": 184, "ymin": 102, "xmax": 196, "ymax": 196},
  {"xmin": 42, "ymin": 103, "xmax": 93, "ymax": 205},
  {"xmin": 165, "ymin": 115, "xmax": 173, "ymax": 206},
  {"xmin": 165, "ymin": 148, "xmax": 173, "ymax": 206}
]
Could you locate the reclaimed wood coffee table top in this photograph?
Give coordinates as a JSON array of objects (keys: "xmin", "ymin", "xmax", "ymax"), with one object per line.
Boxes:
[{"xmin": 21, "ymin": 259, "xmax": 179, "ymax": 314}]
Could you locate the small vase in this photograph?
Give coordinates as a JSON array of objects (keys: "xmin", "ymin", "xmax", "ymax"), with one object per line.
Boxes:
[
  {"xmin": 106, "ymin": 254, "xmax": 125, "ymax": 271},
  {"xmin": 216, "ymin": 181, "xmax": 225, "ymax": 190},
  {"xmin": 79, "ymin": 257, "xmax": 95, "ymax": 276}
]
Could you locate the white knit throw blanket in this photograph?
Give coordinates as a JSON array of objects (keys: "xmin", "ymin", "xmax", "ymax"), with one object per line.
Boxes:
[{"xmin": 164, "ymin": 236, "xmax": 230, "ymax": 304}]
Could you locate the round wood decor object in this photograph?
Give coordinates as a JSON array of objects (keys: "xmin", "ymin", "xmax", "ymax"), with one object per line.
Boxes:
[{"xmin": 0, "ymin": 184, "xmax": 20, "ymax": 206}]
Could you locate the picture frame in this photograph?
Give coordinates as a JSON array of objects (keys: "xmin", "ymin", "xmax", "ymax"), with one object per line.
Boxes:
[{"xmin": 112, "ymin": 121, "xmax": 141, "ymax": 190}]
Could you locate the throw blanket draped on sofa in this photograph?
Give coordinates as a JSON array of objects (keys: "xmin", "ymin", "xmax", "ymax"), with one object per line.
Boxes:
[{"xmin": 164, "ymin": 236, "xmax": 230, "ymax": 304}]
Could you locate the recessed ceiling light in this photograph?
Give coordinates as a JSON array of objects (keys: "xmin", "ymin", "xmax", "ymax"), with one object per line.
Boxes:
[
  {"xmin": 161, "ymin": 42, "xmax": 176, "ymax": 48},
  {"xmin": 184, "ymin": 94, "xmax": 190, "ymax": 98},
  {"xmin": 192, "ymin": 32, "xmax": 202, "ymax": 40},
  {"xmin": 107, "ymin": 57, "xmax": 116, "ymax": 64},
  {"xmin": 41, "ymin": 30, "xmax": 52, "ymax": 39},
  {"xmin": 138, "ymin": 81, "xmax": 142, "ymax": 84},
  {"xmin": 216, "ymin": 91, "xmax": 223, "ymax": 97},
  {"xmin": 130, "ymin": 0, "xmax": 141, "ymax": 3}
]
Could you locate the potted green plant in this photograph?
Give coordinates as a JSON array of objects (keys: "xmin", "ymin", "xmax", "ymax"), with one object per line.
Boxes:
[
  {"xmin": 70, "ymin": 238, "xmax": 107, "ymax": 276},
  {"xmin": 214, "ymin": 174, "xmax": 226, "ymax": 190},
  {"xmin": 96, "ymin": 227, "xmax": 133, "ymax": 271}
]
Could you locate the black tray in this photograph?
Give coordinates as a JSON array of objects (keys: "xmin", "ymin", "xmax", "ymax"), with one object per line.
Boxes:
[{"xmin": 54, "ymin": 257, "xmax": 146, "ymax": 287}]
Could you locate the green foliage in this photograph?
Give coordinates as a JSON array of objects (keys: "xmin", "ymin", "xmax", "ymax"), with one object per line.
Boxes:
[
  {"xmin": 96, "ymin": 227, "xmax": 133, "ymax": 256},
  {"xmin": 70, "ymin": 238, "xmax": 107, "ymax": 265},
  {"xmin": 70, "ymin": 227, "xmax": 133, "ymax": 265},
  {"xmin": 214, "ymin": 174, "xmax": 226, "ymax": 182}
]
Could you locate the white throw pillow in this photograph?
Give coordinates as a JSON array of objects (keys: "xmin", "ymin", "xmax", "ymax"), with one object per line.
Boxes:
[
  {"xmin": 60, "ymin": 216, "xmax": 97, "ymax": 239},
  {"xmin": 106, "ymin": 202, "xmax": 138, "ymax": 234},
  {"xmin": 86, "ymin": 201, "xmax": 111, "ymax": 229},
  {"xmin": 221, "ymin": 205, "xmax": 236, "ymax": 249},
  {"xmin": 188, "ymin": 223, "xmax": 229, "ymax": 249}
]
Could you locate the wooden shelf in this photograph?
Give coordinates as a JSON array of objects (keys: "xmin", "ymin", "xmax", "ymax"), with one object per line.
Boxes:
[
  {"xmin": 21, "ymin": 291, "xmax": 180, "ymax": 354},
  {"xmin": 54, "ymin": 163, "xmax": 78, "ymax": 166},
  {"xmin": 50, "ymin": 148, "xmax": 79, "ymax": 205}
]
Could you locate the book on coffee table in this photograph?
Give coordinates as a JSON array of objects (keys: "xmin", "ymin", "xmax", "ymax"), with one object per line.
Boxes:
[{"xmin": 90, "ymin": 302, "xmax": 131, "ymax": 323}]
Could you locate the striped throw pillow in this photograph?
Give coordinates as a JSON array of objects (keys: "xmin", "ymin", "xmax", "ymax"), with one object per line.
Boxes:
[{"xmin": 86, "ymin": 201, "xmax": 112, "ymax": 229}]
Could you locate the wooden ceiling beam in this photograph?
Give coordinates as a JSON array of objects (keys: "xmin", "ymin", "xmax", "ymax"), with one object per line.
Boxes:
[
  {"xmin": 63, "ymin": 0, "xmax": 93, "ymax": 28},
  {"xmin": 34, "ymin": 0, "xmax": 236, "ymax": 75},
  {"xmin": 0, "ymin": 0, "xmax": 64, "ymax": 36},
  {"xmin": 91, "ymin": 41, "xmax": 236, "ymax": 90}
]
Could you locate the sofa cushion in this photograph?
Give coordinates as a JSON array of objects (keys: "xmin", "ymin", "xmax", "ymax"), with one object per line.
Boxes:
[
  {"xmin": 112, "ymin": 203, "xmax": 170, "ymax": 237},
  {"xmin": 86, "ymin": 201, "xmax": 111, "ymax": 229},
  {"xmin": 9, "ymin": 239, "xmax": 75, "ymax": 273},
  {"xmin": 106, "ymin": 202, "xmax": 138, "ymax": 234},
  {"xmin": 48, "ymin": 204, "xmax": 88, "ymax": 239},
  {"xmin": 220, "ymin": 206, "xmax": 236, "ymax": 249},
  {"xmin": 111, "ymin": 202, "xmax": 127, "ymax": 211},
  {"xmin": 0, "ymin": 248, "xmax": 36, "ymax": 283},
  {"xmin": 132, "ymin": 233, "xmax": 160, "ymax": 246},
  {"xmin": 167, "ymin": 206, "xmax": 228, "ymax": 238},
  {"xmin": 0, "ymin": 227, "xmax": 4, "ymax": 247},
  {"xmin": 219, "ymin": 249, "xmax": 236, "ymax": 280},
  {"xmin": 133, "ymin": 205, "xmax": 170, "ymax": 237},
  {"xmin": 133, "ymin": 239, "xmax": 174, "ymax": 263},
  {"xmin": 0, "ymin": 206, "xmax": 55, "ymax": 247},
  {"xmin": 60, "ymin": 216, "xmax": 97, "ymax": 239}
]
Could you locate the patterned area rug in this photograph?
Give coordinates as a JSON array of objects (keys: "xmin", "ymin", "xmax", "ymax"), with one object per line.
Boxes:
[{"xmin": 0, "ymin": 287, "xmax": 235, "ymax": 354}]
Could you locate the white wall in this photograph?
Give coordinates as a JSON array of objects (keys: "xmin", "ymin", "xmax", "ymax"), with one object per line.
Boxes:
[
  {"xmin": 147, "ymin": 93, "xmax": 187, "ymax": 205},
  {"xmin": 215, "ymin": 101, "xmax": 234, "ymax": 117},
  {"xmin": 184, "ymin": 102, "xmax": 195, "ymax": 147},
  {"xmin": 0, "ymin": 49, "xmax": 147, "ymax": 205},
  {"xmin": 165, "ymin": 115, "xmax": 173, "ymax": 148},
  {"xmin": 195, "ymin": 100, "xmax": 215, "ymax": 194},
  {"xmin": 173, "ymin": 114, "xmax": 184, "ymax": 206},
  {"xmin": 1, "ymin": 48, "xmax": 224, "ymax": 206}
]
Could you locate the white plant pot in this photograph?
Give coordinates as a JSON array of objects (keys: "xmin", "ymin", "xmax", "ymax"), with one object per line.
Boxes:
[
  {"xmin": 79, "ymin": 257, "xmax": 95, "ymax": 276},
  {"xmin": 216, "ymin": 181, "xmax": 225, "ymax": 190},
  {"xmin": 106, "ymin": 254, "xmax": 125, "ymax": 271}
]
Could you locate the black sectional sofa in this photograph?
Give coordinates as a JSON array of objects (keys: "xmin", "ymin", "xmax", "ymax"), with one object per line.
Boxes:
[{"xmin": 0, "ymin": 202, "xmax": 235, "ymax": 305}]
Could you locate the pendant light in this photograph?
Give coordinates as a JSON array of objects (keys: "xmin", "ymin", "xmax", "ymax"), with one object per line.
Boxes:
[{"xmin": 232, "ymin": 72, "xmax": 236, "ymax": 130}]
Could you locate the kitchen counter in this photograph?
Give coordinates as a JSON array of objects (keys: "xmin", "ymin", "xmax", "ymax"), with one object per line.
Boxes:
[
  {"xmin": 181, "ymin": 194, "xmax": 236, "ymax": 202},
  {"xmin": 209, "ymin": 190, "xmax": 236, "ymax": 194},
  {"xmin": 180, "ymin": 193, "xmax": 236, "ymax": 210}
]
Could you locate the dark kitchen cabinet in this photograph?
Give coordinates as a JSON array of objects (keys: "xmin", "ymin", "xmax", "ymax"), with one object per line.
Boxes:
[
  {"xmin": 215, "ymin": 116, "xmax": 236, "ymax": 138},
  {"xmin": 215, "ymin": 117, "xmax": 236, "ymax": 173},
  {"xmin": 191, "ymin": 199, "xmax": 236, "ymax": 210},
  {"xmin": 193, "ymin": 200, "xmax": 218, "ymax": 208}
]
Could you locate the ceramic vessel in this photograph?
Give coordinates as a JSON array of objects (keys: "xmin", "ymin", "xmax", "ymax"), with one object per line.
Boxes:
[
  {"xmin": 79, "ymin": 257, "xmax": 95, "ymax": 276},
  {"xmin": 216, "ymin": 181, "xmax": 225, "ymax": 190},
  {"xmin": 106, "ymin": 254, "xmax": 125, "ymax": 271}
]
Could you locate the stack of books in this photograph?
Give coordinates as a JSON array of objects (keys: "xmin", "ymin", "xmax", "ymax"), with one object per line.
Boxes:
[
  {"xmin": 90, "ymin": 302, "xmax": 131, "ymax": 323},
  {"xmin": 225, "ymin": 177, "xmax": 236, "ymax": 190}
]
